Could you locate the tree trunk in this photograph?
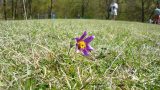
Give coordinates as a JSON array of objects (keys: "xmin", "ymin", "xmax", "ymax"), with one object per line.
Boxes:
[
  {"xmin": 28, "ymin": 0, "xmax": 32, "ymax": 19},
  {"xmin": 106, "ymin": 0, "xmax": 110, "ymax": 19},
  {"xmin": 14, "ymin": 0, "xmax": 18, "ymax": 19},
  {"xmin": 12, "ymin": 0, "xmax": 14, "ymax": 19},
  {"xmin": 141, "ymin": 0, "xmax": 144, "ymax": 22},
  {"xmin": 3, "ymin": 0, "xmax": 7, "ymax": 20},
  {"xmin": 48, "ymin": 0, "xmax": 53, "ymax": 18},
  {"xmin": 49, "ymin": 0, "xmax": 53, "ymax": 18},
  {"xmin": 23, "ymin": 0, "xmax": 27, "ymax": 20},
  {"xmin": 81, "ymin": 3, "xmax": 84, "ymax": 18},
  {"xmin": 81, "ymin": 0, "xmax": 88, "ymax": 18}
]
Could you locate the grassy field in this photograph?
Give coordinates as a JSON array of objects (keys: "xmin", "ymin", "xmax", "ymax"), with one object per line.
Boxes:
[{"xmin": 0, "ymin": 19, "xmax": 160, "ymax": 90}]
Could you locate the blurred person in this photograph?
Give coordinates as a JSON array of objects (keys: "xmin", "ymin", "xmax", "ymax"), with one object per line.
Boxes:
[
  {"xmin": 109, "ymin": 0, "xmax": 118, "ymax": 20},
  {"xmin": 154, "ymin": 1, "xmax": 160, "ymax": 24}
]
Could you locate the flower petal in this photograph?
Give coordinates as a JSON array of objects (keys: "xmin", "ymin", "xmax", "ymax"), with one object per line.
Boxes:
[
  {"xmin": 82, "ymin": 49, "xmax": 89, "ymax": 56},
  {"xmin": 79, "ymin": 31, "xmax": 87, "ymax": 40},
  {"xmin": 86, "ymin": 45, "xmax": 93, "ymax": 51},
  {"xmin": 76, "ymin": 50, "xmax": 80, "ymax": 53},
  {"xmin": 75, "ymin": 37, "xmax": 79, "ymax": 42},
  {"xmin": 84, "ymin": 35, "xmax": 95, "ymax": 43}
]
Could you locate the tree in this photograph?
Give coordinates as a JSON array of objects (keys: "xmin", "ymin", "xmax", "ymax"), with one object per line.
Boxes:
[
  {"xmin": 23, "ymin": 0, "xmax": 27, "ymax": 19},
  {"xmin": 3, "ymin": 0, "xmax": 7, "ymax": 20},
  {"xmin": 81, "ymin": 0, "xmax": 89, "ymax": 18},
  {"xmin": 14, "ymin": 0, "xmax": 18, "ymax": 19},
  {"xmin": 141, "ymin": 0, "xmax": 144, "ymax": 22},
  {"xmin": 105, "ymin": 0, "xmax": 112, "ymax": 19},
  {"xmin": 12, "ymin": 0, "xmax": 14, "ymax": 19},
  {"xmin": 48, "ymin": 0, "xmax": 53, "ymax": 18},
  {"xmin": 28, "ymin": 0, "xmax": 32, "ymax": 19}
]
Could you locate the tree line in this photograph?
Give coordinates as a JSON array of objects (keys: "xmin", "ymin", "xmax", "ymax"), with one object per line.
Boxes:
[{"xmin": 0, "ymin": 0, "xmax": 158, "ymax": 22}]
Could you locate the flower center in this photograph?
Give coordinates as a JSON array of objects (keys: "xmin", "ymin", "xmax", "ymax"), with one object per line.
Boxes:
[{"xmin": 77, "ymin": 41, "xmax": 86, "ymax": 49}]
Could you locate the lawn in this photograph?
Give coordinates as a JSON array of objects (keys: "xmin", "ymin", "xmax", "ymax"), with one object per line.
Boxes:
[{"xmin": 0, "ymin": 19, "xmax": 160, "ymax": 90}]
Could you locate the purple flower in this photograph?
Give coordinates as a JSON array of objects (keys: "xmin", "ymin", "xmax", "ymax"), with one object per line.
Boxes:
[{"xmin": 75, "ymin": 31, "xmax": 95, "ymax": 56}]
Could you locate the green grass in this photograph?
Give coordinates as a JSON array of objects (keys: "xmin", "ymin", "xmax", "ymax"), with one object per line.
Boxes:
[{"xmin": 0, "ymin": 19, "xmax": 160, "ymax": 90}]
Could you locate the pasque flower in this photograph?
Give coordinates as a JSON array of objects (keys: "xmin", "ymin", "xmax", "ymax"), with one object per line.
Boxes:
[{"xmin": 75, "ymin": 31, "xmax": 95, "ymax": 56}]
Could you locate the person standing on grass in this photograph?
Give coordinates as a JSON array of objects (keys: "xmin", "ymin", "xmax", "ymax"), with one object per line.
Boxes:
[
  {"xmin": 109, "ymin": 0, "xmax": 118, "ymax": 20},
  {"xmin": 154, "ymin": 1, "xmax": 160, "ymax": 24}
]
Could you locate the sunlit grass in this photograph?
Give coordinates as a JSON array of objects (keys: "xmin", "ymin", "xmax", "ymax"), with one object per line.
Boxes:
[{"xmin": 0, "ymin": 19, "xmax": 160, "ymax": 90}]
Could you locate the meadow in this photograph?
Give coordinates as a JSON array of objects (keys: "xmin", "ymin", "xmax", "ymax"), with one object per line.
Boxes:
[{"xmin": 0, "ymin": 19, "xmax": 160, "ymax": 90}]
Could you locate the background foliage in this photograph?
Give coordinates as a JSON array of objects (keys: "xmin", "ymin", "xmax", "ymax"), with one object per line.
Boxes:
[{"xmin": 0, "ymin": 0, "xmax": 158, "ymax": 21}]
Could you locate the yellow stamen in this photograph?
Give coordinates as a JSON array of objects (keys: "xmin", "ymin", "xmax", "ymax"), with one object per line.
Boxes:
[{"xmin": 77, "ymin": 41, "xmax": 86, "ymax": 49}]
